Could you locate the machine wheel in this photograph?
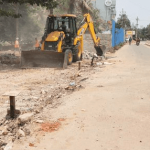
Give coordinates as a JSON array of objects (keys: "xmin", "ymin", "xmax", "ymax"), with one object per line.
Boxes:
[
  {"xmin": 73, "ymin": 49, "xmax": 82, "ymax": 62},
  {"xmin": 65, "ymin": 50, "xmax": 73, "ymax": 65}
]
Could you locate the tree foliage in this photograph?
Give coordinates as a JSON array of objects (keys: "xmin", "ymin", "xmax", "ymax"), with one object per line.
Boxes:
[
  {"xmin": 0, "ymin": 3, "xmax": 48, "ymax": 44},
  {"xmin": 55, "ymin": 0, "xmax": 103, "ymax": 32},
  {"xmin": 117, "ymin": 13, "xmax": 131, "ymax": 29},
  {"xmin": 0, "ymin": 0, "xmax": 58, "ymax": 17},
  {"xmin": 0, "ymin": 0, "xmax": 106, "ymax": 44},
  {"xmin": 138, "ymin": 25, "xmax": 150, "ymax": 40}
]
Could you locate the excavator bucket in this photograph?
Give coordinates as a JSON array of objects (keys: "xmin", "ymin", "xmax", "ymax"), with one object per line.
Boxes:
[
  {"xmin": 21, "ymin": 50, "xmax": 67, "ymax": 69},
  {"xmin": 95, "ymin": 45, "xmax": 106, "ymax": 56}
]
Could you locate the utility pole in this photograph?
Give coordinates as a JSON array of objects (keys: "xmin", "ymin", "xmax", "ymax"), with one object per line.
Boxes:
[
  {"xmin": 136, "ymin": 17, "xmax": 139, "ymax": 39},
  {"xmin": 120, "ymin": 9, "xmax": 126, "ymax": 28}
]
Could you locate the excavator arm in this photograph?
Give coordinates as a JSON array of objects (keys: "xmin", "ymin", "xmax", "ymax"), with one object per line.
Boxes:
[{"xmin": 74, "ymin": 13, "xmax": 105, "ymax": 56}]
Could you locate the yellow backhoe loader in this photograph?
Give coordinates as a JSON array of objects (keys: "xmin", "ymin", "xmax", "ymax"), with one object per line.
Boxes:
[{"xmin": 21, "ymin": 13, "xmax": 105, "ymax": 68}]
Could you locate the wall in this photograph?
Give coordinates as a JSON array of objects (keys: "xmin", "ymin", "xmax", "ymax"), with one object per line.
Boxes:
[
  {"xmin": 92, "ymin": 0, "xmax": 116, "ymax": 21},
  {"xmin": 112, "ymin": 20, "xmax": 125, "ymax": 47},
  {"xmin": 84, "ymin": 33, "xmax": 112, "ymax": 54}
]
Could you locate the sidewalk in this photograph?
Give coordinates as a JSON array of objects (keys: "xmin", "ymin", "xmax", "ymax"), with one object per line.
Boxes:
[{"xmin": 145, "ymin": 40, "xmax": 150, "ymax": 46}]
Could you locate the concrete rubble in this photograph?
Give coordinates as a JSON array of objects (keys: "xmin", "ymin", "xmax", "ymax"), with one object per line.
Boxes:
[
  {"xmin": 17, "ymin": 129, "xmax": 25, "ymax": 137},
  {"xmin": 0, "ymin": 53, "xmax": 20, "ymax": 65},
  {"xmin": 3, "ymin": 142, "xmax": 13, "ymax": 150},
  {"xmin": 18, "ymin": 113, "xmax": 34, "ymax": 125}
]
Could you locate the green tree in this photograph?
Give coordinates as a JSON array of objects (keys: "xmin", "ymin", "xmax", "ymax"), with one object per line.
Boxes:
[
  {"xmin": 55, "ymin": 0, "xmax": 102, "ymax": 32},
  {"xmin": 0, "ymin": 4, "xmax": 48, "ymax": 43},
  {"xmin": 117, "ymin": 13, "xmax": 131, "ymax": 29},
  {"xmin": 0, "ymin": 0, "xmax": 58, "ymax": 17}
]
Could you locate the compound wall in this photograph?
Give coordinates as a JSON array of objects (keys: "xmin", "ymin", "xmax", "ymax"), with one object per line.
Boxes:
[{"xmin": 112, "ymin": 20, "xmax": 125, "ymax": 47}]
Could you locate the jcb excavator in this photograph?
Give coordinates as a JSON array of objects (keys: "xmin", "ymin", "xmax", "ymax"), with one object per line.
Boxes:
[{"xmin": 21, "ymin": 13, "xmax": 105, "ymax": 68}]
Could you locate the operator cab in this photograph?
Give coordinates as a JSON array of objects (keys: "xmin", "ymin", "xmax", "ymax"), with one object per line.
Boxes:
[{"xmin": 42, "ymin": 15, "xmax": 77, "ymax": 45}]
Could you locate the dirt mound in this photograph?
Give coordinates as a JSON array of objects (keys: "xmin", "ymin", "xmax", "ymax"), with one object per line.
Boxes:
[{"xmin": 0, "ymin": 53, "xmax": 20, "ymax": 64}]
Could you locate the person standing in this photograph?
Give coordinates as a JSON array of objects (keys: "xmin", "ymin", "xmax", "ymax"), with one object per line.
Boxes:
[
  {"xmin": 35, "ymin": 38, "xmax": 40, "ymax": 50},
  {"xmin": 129, "ymin": 37, "xmax": 132, "ymax": 45},
  {"xmin": 14, "ymin": 38, "xmax": 19, "ymax": 50},
  {"xmin": 60, "ymin": 21, "xmax": 66, "ymax": 32}
]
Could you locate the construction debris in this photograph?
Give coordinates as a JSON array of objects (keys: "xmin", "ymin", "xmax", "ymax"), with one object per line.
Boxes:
[
  {"xmin": 17, "ymin": 129, "xmax": 25, "ymax": 137},
  {"xmin": 3, "ymin": 141, "xmax": 13, "ymax": 150},
  {"xmin": 0, "ymin": 53, "xmax": 20, "ymax": 65},
  {"xmin": 103, "ymin": 62, "xmax": 113, "ymax": 65},
  {"xmin": 18, "ymin": 113, "xmax": 34, "ymax": 125},
  {"xmin": 0, "ymin": 45, "xmax": 116, "ymax": 149},
  {"xmin": 35, "ymin": 120, "xmax": 44, "ymax": 124}
]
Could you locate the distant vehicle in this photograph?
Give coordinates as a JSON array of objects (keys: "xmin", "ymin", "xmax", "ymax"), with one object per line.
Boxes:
[
  {"xmin": 136, "ymin": 41, "xmax": 140, "ymax": 46},
  {"xmin": 125, "ymin": 38, "xmax": 129, "ymax": 42}
]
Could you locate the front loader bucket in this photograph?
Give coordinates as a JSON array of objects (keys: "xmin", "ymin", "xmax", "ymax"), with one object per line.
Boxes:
[
  {"xmin": 21, "ymin": 50, "xmax": 67, "ymax": 69},
  {"xmin": 95, "ymin": 45, "xmax": 106, "ymax": 56}
]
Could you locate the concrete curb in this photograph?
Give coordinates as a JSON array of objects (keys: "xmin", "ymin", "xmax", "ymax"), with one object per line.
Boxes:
[{"xmin": 145, "ymin": 43, "xmax": 150, "ymax": 46}]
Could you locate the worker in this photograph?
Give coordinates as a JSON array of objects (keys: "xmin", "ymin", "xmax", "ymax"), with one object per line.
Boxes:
[
  {"xmin": 35, "ymin": 38, "xmax": 40, "ymax": 50},
  {"xmin": 39, "ymin": 40, "xmax": 42, "ymax": 48},
  {"xmin": 14, "ymin": 38, "xmax": 19, "ymax": 50},
  {"xmin": 129, "ymin": 37, "xmax": 132, "ymax": 45},
  {"xmin": 60, "ymin": 21, "xmax": 66, "ymax": 32}
]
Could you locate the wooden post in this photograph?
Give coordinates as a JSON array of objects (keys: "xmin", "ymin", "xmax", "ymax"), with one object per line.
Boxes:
[
  {"xmin": 91, "ymin": 57, "xmax": 94, "ymax": 66},
  {"xmin": 3, "ymin": 91, "xmax": 20, "ymax": 118},
  {"xmin": 78, "ymin": 61, "xmax": 81, "ymax": 70},
  {"xmin": 10, "ymin": 96, "xmax": 16, "ymax": 118}
]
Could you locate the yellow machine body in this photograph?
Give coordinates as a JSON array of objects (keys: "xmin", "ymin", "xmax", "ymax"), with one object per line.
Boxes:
[
  {"xmin": 41, "ymin": 31, "xmax": 65, "ymax": 53},
  {"xmin": 21, "ymin": 13, "xmax": 105, "ymax": 68}
]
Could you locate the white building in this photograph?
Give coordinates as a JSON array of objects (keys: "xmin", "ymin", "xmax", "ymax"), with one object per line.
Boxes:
[{"xmin": 92, "ymin": 0, "xmax": 116, "ymax": 21}]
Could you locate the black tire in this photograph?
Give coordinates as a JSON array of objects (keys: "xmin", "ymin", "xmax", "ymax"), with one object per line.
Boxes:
[
  {"xmin": 65, "ymin": 49, "xmax": 73, "ymax": 65},
  {"xmin": 73, "ymin": 49, "xmax": 82, "ymax": 62}
]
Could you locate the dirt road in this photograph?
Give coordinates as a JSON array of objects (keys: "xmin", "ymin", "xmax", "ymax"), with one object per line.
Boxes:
[{"xmin": 9, "ymin": 43, "xmax": 150, "ymax": 149}]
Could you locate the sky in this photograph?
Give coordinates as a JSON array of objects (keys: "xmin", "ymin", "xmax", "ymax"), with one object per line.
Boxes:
[{"xmin": 116, "ymin": 0, "xmax": 150, "ymax": 28}]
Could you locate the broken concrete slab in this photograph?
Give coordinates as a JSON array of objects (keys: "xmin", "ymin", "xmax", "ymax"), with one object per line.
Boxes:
[
  {"xmin": 18, "ymin": 113, "xmax": 34, "ymax": 124},
  {"xmin": 4, "ymin": 141, "xmax": 13, "ymax": 150},
  {"xmin": 1, "ymin": 126, "xmax": 8, "ymax": 135},
  {"xmin": 103, "ymin": 62, "xmax": 113, "ymax": 65},
  {"xmin": 35, "ymin": 120, "xmax": 44, "ymax": 123},
  {"xmin": 18, "ymin": 129, "xmax": 25, "ymax": 137}
]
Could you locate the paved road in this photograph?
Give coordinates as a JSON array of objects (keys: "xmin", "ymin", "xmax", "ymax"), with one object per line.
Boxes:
[{"xmin": 13, "ymin": 43, "xmax": 150, "ymax": 150}]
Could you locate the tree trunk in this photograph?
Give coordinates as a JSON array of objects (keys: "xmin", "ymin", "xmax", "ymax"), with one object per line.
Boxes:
[
  {"xmin": 68, "ymin": 0, "xmax": 75, "ymax": 14},
  {"xmin": 16, "ymin": 3, "xmax": 19, "ymax": 38},
  {"xmin": 50, "ymin": 9, "xmax": 53, "ymax": 15}
]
